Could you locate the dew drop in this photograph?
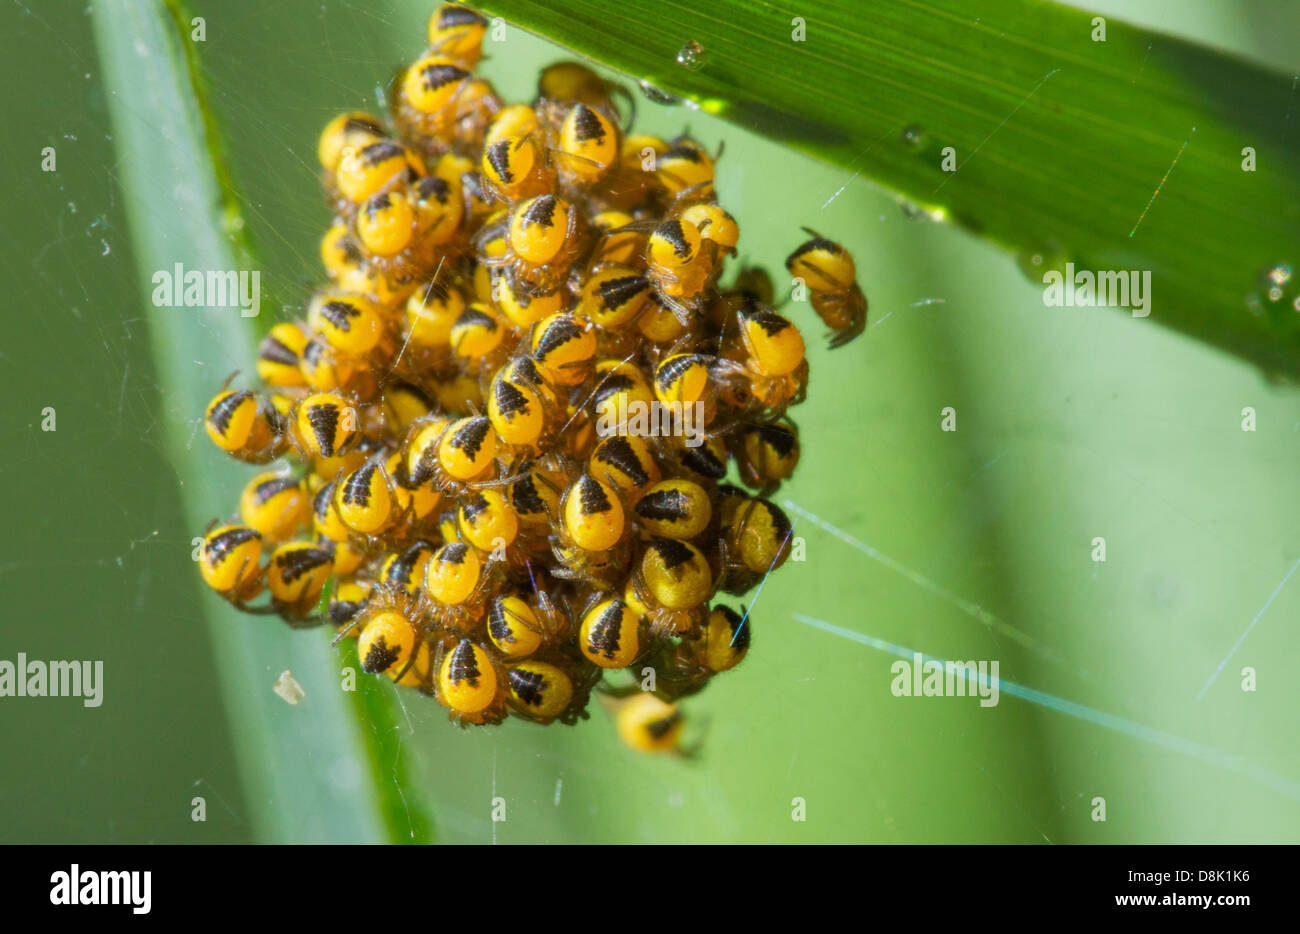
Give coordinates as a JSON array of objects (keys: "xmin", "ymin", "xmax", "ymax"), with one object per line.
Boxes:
[
  {"xmin": 1262, "ymin": 263, "xmax": 1293, "ymax": 296},
  {"xmin": 676, "ymin": 40, "xmax": 706, "ymax": 71},
  {"xmin": 899, "ymin": 200, "xmax": 926, "ymax": 220},
  {"xmin": 900, "ymin": 123, "xmax": 928, "ymax": 150},
  {"xmin": 638, "ymin": 80, "xmax": 681, "ymax": 106},
  {"xmin": 1014, "ymin": 242, "xmax": 1070, "ymax": 282},
  {"xmin": 1251, "ymin": 262, "xmax": 1299, "ymax": 326},
  {"xmin": 897, "ymin": 199, "xmax": 949, "ymax": 223}
]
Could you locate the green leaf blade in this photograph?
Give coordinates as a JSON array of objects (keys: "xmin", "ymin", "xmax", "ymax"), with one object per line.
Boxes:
[
  {"xmin": 476, "ymin": 0, "xmax": 1300, "ymax": 377},
  {"xmin": 91, "ymin": 0, "xmax": 417, "ymax": 844}
]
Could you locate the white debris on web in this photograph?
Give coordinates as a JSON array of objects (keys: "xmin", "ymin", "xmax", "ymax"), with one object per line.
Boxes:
[{"xmin": 272, "ymin": 670, "xmax": 305, "ymax": 705}]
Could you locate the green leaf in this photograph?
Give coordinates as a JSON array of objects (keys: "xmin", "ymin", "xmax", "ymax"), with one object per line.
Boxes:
[
  {"xmin": 474, "ymin": 0, "xmax": 1300, "ymax": 378},
  {"xmin": 91, "ymin": 0, "xmax": 430, "ymax": 843}
]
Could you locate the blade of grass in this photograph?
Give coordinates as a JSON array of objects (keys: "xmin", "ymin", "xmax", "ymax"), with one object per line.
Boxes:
[
  {"xmin": 92, "ymin": 0, "xmax": 432, "ymax": 843},
  {"xmin": 475, "ymin": 0, "xmax": 1300, "ymax": 378}
]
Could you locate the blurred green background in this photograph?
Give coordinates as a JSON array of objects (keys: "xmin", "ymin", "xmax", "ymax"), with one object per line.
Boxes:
[{"xmin": 1, "ymin": 0, "xmax": 1297, "ymax": 843}]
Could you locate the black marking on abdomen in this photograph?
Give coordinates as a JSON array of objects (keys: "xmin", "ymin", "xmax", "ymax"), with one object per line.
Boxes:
[
  {"xmin": 754, "ymin": 423, "xmax": 797, "ymax": 458},
  {"xmin": 649, "ymin": 536, "xmax": 694, "ymax": 569},
  {"xmin": 595, "ymin": 436, "xmax": 649, "ymax": 486},
  {"xmin": 259, "ymin": 337, "xmax": 299, "ymax": 367},
  {"xmin": 636, "ymin": 488, "xmax": 690, "ymax": 522},
  {"xmin": 532, "ymin": 317, "xmax": 582, "ymax": 362},
  {"xmin": 587, "ymin": 601, "xmax": 626, "ymax": 658},
  {"xmin": 450, "ymin": 417, "xmax": 490, "ymax": 461},
  {"xmin": 509, "ymin": 667, "xmax": 546, "ymax": 706},
  {"xmin": 363, "ymin": 635, "xmax": 399, "ymax": 674},
  {"xmin": 656, "ymin": 218, "xmax": 690, "ymax": 259},
  {"xmin": 342, "ymin": 463, "xmax": 377, "ymax": 508},
  {"xmin": 523, "ymin": 194, "xmax": 558, "ymax": 228},
  {"xmin": 209, "ymin": 391, "xmax": 252, "ymax": 436},
  {"xmin": 437, "ymin": 5, "xmax": 487, "ymax": 28},
  {"xmin": 486, "ymin": 140, "xmax": 514, "ymax": 184},
  {"xmin": 276, "ymin": 546, "xmax": 330, "ymax": 584},
  {"xmin": 253, "ymin": 475, "xmax": 298, "ymax": 505},
  {"xmin": 448, "ymin": 640, "xmax": 481, "ymax": 686},
  {"xmin": 306, "ymin": 403, "xmax": 341, "ymax": 457},
  {"xmin": 493, "ymin": 379, "xmax": 532, "ymax": 419},
  {"xmin": 571, "ymin": 104, "xmax": 606, "ymax": 142},
  {"xmin": 419, "ymin": 63, "xmax": 469, "ymax": 93},
  {"xmin": 597, "ymin": 275, "xmax": 648, "ymax": 312},
  {"xmin": 577, "ymin": 474, "xmax": 613, "ymax": 515},
  {"xmin": 205, "ymin": 526, "xmax": 260, "ymax": 567}
]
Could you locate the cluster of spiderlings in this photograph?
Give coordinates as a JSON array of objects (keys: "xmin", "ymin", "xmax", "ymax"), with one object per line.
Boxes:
[{"xmin": 195, "ymin": 3, "xmax": 867, "ymax": 752}]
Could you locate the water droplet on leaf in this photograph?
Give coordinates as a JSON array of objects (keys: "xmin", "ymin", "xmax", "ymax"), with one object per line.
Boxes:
[
  {"xmin": 1251, "ymin": 262, "xmax": 1299, "ymax": 328},
  {"xmin": 1014, "ymin": 242, "xmax": 1070, "ymax": 282},
  {"xmin": 899, "ymin": 200, "xmax": 926, "ymax": 220},
  {"xmin": 638, "ymin": 80, "xmax": 681, "ymax": 106},
  {"xmin": 677, "ymin": 40, "xmax": 706, "ymax": 71},
  {"xmin": 1263, "ymin": 263, "xmax": 1293, "ymax": 295},
  {"xmin": 900, "ymin": 124, "xmax": 928, "ymax": 150}
]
